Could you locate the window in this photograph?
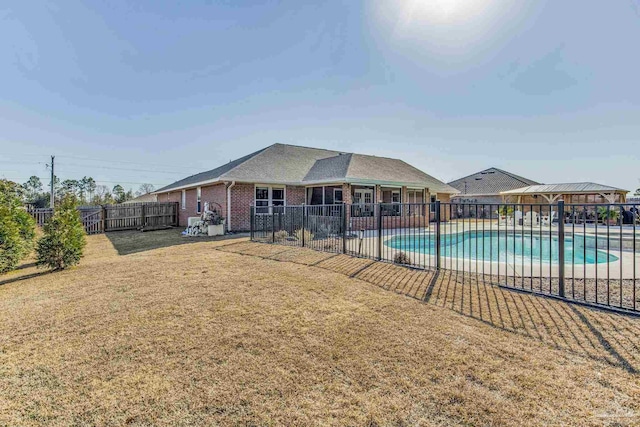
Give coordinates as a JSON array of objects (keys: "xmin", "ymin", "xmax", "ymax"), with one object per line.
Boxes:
[
  {"xmin": 391, "ymin": 190, "xmax": 401, "ymax": 203},
  {"xmin": 272, "ymin": 188, "xmax": 285, "ymax": 206},
  {"xmin": 196, "ymin": 187, "xmax": 202, "ymax": 213},
  {"xmin": 255, "ymin": 186, "xmax": 285, "ymax": 214},
  {"xmin": 272, "ymin": 187, "xmax": 285, "ymax": 213},
  {"xmin": 181, "ymin": 190, "xmax": 186, "ymax": 210},
  {"xmin": 334, "ymin": 189, "xmax": 343, "ymax": 204},
  {"xmin": 256, "ymin": 186, "xmax": 269, "ymax": 214}
]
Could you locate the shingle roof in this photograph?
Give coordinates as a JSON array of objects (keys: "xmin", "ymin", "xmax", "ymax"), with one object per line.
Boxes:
[
  {"xmin": 154, "ymin": 147, "xmax": 270, "ymax": 192},
  {"xmin": 501, "ymin": 182, "xmax": 628, "ymax": 195},
  {"xmin": 155, "ymin": 143, "xmax": 458, "ymax": 194},
  {"xmin": 448, "ymin": 168, "xmax": 540, "ymax": 196}
]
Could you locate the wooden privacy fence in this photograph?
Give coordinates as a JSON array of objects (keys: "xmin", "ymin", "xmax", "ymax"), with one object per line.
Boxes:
[{"xmin": 29, "ymin": 202, "xmax": 179, "ymax": 234}]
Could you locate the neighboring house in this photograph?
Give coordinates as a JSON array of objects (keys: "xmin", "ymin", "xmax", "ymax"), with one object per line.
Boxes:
[
  {"xmin": 448, "ymin": 167, "xmax": 540, "ymax": 205},
  {"xmin": 123, "ymin": 192, "xmax": 158, "ymax": 204},
  {"xmin": 500, "ymin": 183, "xmax": 629, "ymax": 204},
  {"xmin": 153, "ymin": 143, "xmax": 459, "ymax": 231}
]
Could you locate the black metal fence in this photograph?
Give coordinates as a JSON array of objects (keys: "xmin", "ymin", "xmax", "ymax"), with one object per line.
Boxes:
[{"xmin": 251, "ymin": 201, "xmax": 640, "ymax": 315}]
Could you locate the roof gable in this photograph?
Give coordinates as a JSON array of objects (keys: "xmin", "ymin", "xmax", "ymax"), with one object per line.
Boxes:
[
  {"xmin": 303, "ymin": 153, "xmax": 352, "ymax": 182},
  {"xmin": 448, "ymin": 167, "xmax": 540, "ymax": 196}
]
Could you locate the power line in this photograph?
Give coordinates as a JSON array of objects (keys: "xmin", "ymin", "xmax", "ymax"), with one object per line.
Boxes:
[
  {"xmin": 55, "ymin": 162, "xmax": 188, "ymax": 175},
  {"xmin": 0, "ymin": 152, "xmax": 201, "ymax": 172},
  {"xmin": 56, "ymin": 154, "xmax": 197, "ymax": 171},
  {"xmin": 2, "ymin": 176, "xmax": 169, "ymax": 186}
]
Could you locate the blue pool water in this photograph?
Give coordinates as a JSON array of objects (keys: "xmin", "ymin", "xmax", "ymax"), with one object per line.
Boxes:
[{"xmin": 385, "ymin": 231, "xmax": 618, "ymax": 265}]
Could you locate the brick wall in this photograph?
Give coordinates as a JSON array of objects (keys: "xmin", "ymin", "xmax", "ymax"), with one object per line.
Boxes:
[
  {"xmin": 202, "ymin": 183, "xmax": 227, "ymax": 224},
  {"xmin": 157, "ymin": 183, "xmax": 227, "ymax": 227},
  {"xmin": 229, "ymin": 183, "xmax": 254, "ymax": 231},
  {"xmin": 287, "ymin": 186, "xmax": 305, "ymax": 205}
]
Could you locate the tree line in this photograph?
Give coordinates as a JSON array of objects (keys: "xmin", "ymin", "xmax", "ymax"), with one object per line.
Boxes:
[{"xmin": 21, "ymin": 176, "xmax": 156, "ymax": 208}]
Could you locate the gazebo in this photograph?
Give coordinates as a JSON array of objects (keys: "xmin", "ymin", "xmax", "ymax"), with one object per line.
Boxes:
[{"xmin": 500, "ymin": 182, "xmax": 628, "ymax": 204}]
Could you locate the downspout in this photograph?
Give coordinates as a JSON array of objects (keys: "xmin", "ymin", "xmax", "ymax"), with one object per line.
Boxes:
[{"xmin": 226, "ymin": 181, "xmax": 236, "ymax": 232}]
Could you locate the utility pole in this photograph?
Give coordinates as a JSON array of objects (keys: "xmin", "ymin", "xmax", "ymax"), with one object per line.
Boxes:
[{"xmin": 49, "ymin": 155, "xmax": 55, "ymax": 209}]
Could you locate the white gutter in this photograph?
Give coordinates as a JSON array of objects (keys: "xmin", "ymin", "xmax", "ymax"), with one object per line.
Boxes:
[{"xmin": 226, "ymin": 181, "xmax": 236, "ymax": 232}]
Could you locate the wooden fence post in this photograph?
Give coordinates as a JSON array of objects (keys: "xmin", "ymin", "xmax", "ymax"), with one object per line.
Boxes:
[
  {"xmin": 140, "ymin": 204, "xmax": 146, "ymax": 230},
  {"xmin": 101, "ymin": 206, "xmax": 107, "ymax": 233}
]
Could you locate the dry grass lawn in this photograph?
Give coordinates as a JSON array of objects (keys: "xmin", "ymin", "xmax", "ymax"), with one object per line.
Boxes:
[{"xmin": 1, "ymin": 229, "xmax": 639, "ymax": 426}]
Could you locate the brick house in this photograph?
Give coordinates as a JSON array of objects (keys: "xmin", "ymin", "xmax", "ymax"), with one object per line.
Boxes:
[{"xmin": 153, "ymin": 143, "xmax": 459, "ymax": 231}]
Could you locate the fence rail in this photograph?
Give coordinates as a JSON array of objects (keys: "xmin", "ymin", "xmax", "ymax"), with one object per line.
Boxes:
[
  {"xmin": 29, "ymin": 202, "xmax": 179, "ymax": 234},
  {"xmin": 251, "ymin": 201, "xmax": 640, "ymax": 315}
]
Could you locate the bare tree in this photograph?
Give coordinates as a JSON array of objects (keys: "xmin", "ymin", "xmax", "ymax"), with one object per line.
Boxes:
[{"xmin": 136, "ymin": 183, "xmax": 155, "ymax": 196}]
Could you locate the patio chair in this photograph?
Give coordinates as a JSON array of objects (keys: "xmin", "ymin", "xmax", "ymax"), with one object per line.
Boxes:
[
  {"xmin": 523, "ymin": 211, "xmax": 539, "ymax": 227},
  {"xmin": 541, "ymin": 211, "xmax": 556, "ymax": 226}
]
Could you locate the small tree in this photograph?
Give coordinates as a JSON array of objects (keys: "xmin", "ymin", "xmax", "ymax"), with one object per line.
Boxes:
[
  {"xmin": 0, "ymin": 180, "xmax": 36, "ymax": 273},
  {"xmin": 36, "ymin": 195, "xmax": 86, "ymax": 271}
]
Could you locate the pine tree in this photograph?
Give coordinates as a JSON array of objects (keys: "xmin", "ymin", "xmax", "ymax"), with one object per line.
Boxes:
[
  {"xmin": 112, "ymin": 185, "xmax": 125, "ymax": 203},
  {"xmin": 36, "ymin": 195, "xmax": 86, "ymax": 271}
]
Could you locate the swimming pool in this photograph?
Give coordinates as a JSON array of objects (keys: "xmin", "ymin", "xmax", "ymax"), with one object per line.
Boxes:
[{"xmin": 385, "ymin": 231, "xmax": 618, "ymax": 265}]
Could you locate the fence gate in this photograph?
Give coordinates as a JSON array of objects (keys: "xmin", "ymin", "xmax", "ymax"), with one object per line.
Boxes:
[{"xmin": 79, "ymin": 208, "xmax": 103, "ymax": 235}]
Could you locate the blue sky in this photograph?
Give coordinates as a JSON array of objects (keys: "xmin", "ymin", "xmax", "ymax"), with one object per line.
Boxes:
[{"xmin": 1, "ymin": 0, "xmax": 639, "ymax": 192}]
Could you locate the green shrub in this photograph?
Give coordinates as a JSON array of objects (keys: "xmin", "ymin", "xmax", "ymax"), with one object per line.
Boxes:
[
  {"xmin": 36, "ymin": 195, "xmax": 86, "ymax": 271},
  {"xmin": 0, "ymin": 180, "xmax": 36, "ymax": 274}
]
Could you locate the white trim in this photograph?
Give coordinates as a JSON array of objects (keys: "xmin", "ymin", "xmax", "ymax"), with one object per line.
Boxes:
[{"xmin": 181, "ymin": 190, "xmax": 186, "ymax": 210}]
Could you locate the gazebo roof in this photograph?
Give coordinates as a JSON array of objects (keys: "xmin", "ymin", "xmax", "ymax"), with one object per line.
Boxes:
[{"xmin": 500, "ymin": 182, "xmax": 628, "ymax": 195}]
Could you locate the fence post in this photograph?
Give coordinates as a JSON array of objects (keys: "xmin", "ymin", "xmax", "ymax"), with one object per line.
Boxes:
[
  {"xmin": 342, "ymin": 202, "xmax": 347, "ymax": 254},
  {"xmin": 101, "ymin": 205, "xmax": 107, "ymax": 233},
  {"xmin": 140, "ymin": 204, "xmax": 146, "ymax": 230},
  {"xmin": 302, "ymin": 204, "xmax": 306, "ymax": 247},
  {"xmin": 435, "ymin": 201, "xmax": 441, "ymax": 270},
  {"xmin": 377, "ymin": 203, "xmax": 382, "ymax": 261},
  {"xmin": 557, "ymin": 200, "xmax": 565, "ymax": 297},
  {"xmin": 271, "ymin": 207, "xmax": 275, "ymax": 243},
  {"xmin": 250, "ymin": 206, "xmax": 254, "ymax": 241}
]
